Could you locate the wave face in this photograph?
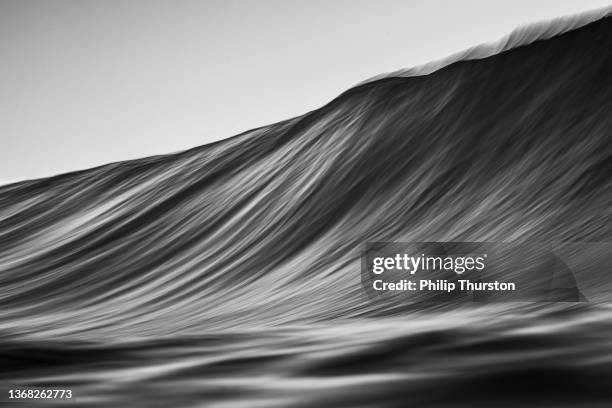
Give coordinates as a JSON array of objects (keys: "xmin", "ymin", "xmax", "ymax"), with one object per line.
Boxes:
[{"xmin": 1, "ymin": 13, "xmax": 612, "ymax": 408}]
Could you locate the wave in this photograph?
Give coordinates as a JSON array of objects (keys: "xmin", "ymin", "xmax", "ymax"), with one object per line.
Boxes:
[
  {"xmin": 1, "ymin": 11, "xmax": 612, "ymax": 340},
  {"xmin": 0, "ymin": 10, "xmax": 612, "ymax": 407},
  {"xmin": 362, "ymin": 5, "xmax": 612, "ymax": 81}
]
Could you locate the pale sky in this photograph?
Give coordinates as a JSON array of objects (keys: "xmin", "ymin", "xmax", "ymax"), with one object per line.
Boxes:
[{"xmin": 1, "ymin": 0, "xmax": 611, "ymax": 185}]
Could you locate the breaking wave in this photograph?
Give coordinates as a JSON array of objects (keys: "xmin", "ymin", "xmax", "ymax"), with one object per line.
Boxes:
[
  {"xmin": 363, "ymin": 5, "xmax": 612, "ymax": 81},
  {"xmin": 1, "ymin": 9, "xmax": 611, "ymax": 408}
]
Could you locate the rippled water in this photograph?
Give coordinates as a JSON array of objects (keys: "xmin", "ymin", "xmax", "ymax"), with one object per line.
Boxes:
[
  {"xmin": 1, "ymin": 8, "xmax": 612, "ymax": 408},
  {"xmin": 2, "ymin": 304, "xmax": 612, "ymax": 407}
]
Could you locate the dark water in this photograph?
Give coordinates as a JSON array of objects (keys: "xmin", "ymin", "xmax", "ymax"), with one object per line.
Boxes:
[
  {"xmin": 3, "ymin": 305, "xmax": 612, "ymax": 407},
  {"xmin": 1, "ymin": 10, "xmax": 612, "ymax": 408}
]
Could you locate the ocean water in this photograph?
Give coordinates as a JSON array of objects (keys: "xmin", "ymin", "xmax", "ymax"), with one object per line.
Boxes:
[
  {"xmin": 1, "ymin": 10, "xmax": 612, "ymax": 408},
  {"xmin": 3, "ymin": 304, "xmax": 612, "ymax": 407}
]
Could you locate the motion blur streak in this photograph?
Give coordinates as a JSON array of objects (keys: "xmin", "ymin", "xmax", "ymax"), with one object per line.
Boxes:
[{"xmin": 1, "ymin": 8, "xmax": 612, "ymax": 408}]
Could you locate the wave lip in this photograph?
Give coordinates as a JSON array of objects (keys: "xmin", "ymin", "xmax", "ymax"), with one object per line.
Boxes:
[{"xmin": 362, "ymin": 5, "xmax": 612, "ymax": 82}]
